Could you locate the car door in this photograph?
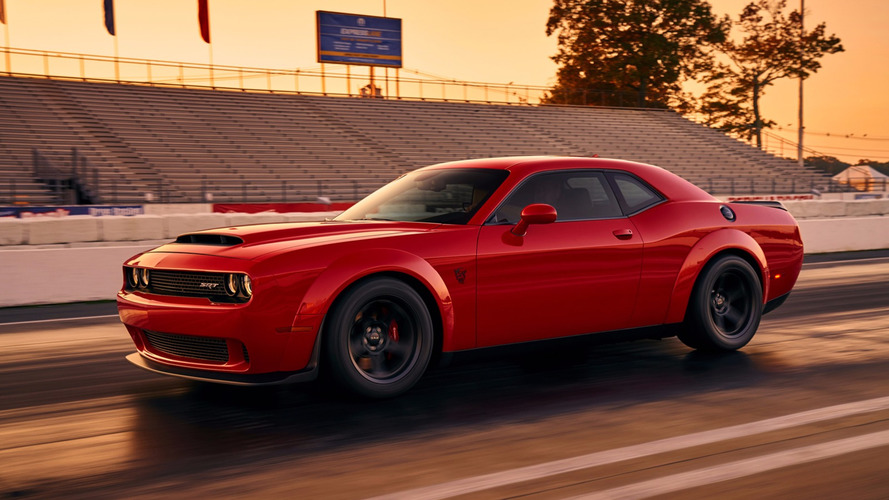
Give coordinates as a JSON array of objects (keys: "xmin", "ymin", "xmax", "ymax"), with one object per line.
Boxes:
[{"xmin": 475, "ymin": 170, "xmax": 643, "ymax": 347}]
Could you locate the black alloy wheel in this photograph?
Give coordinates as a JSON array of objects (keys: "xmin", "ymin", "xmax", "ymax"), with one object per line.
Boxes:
[
  {"xmin": 679, "ymin": 255, "xmax": 763, "ymax": 351},
  {"xmin": 323, "ymin": 278, "xmax": 433, "ymax": 398}
]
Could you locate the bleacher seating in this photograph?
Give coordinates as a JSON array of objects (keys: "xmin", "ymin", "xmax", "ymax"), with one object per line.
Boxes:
[{"xmin": 0, "ymin": 75, "xmax": 829, "ymax": 205}]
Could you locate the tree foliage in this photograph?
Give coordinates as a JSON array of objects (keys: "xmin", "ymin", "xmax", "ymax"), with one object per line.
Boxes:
[
  {"xmin": 699, "ymin": 0, "xmax": 843, "ymax": 146},
  {"xmin": 804, "ymin": 155, "xmax": 849, "ymax": 175},
  {"xmin": 544, "ymin": 0, "xmax": 728, "ymax": 108}
]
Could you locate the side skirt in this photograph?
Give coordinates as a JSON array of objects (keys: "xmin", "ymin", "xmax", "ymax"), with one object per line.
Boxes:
[
  {"xmin": 437, "ymin": 324, "xmax": 681, "ymax": 368},
  {"xmin": 763, "ymin": 292, "xmax": 791, "ymax": 315}
]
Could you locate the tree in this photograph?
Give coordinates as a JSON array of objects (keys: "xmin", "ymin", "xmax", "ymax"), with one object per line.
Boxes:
[
  {"xmin": 699, "ymin": 0, "xmax": 843, "ymax": 147},
  {"xmin": 804, "ymin": 155, "xmax": 849, "ymax": 175},
  {"xmin": 544, "ymin": 0, "xmax": 728, "ymax": 108}
]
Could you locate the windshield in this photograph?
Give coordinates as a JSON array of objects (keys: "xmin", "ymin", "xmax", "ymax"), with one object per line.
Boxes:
[{"xmin": 336, "ymin": 168, "xmax": 509, "ymax": 224}]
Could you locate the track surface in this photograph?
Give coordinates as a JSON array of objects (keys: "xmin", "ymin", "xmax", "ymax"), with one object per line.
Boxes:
[{"xmin": 2, "ymin": 257, "xmax": 888, "ymax": 499}]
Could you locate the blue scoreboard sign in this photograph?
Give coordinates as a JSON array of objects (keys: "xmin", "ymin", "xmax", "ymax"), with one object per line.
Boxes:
[{"xmin": 316, "ymin": 11, "xmax": 403, "ymax": 68}]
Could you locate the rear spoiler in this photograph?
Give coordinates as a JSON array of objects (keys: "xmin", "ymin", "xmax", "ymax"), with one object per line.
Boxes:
[{"xmin": 730, "ymin": 200, "xmax": 787, "ymax": 211}]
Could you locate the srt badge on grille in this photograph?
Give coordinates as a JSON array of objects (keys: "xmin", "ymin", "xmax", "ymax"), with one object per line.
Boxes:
[{"xmin": 199, "ymin": 283, "xmax": 219, "ymax": 289}]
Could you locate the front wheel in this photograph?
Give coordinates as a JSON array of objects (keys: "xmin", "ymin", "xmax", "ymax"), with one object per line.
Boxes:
[
  {"xmin": 322, "ymin": 278, "xmax": 433, "ymax": 398},
  {"xmin": 679, "ymin": 255, "xmax": 763, "ymax": 352}
]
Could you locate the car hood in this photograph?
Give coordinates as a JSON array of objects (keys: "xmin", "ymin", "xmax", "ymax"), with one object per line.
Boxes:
[{"xmin": 146, "ymin": 220, "xmax": 442, "ymax": 261}]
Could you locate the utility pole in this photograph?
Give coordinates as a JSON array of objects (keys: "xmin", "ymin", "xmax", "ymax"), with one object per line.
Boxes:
[{"xmin": 797, "ymin": 0, "xmax": 805, "ymax": 168}]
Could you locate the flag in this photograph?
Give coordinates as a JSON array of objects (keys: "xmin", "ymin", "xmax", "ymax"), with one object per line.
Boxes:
[
  {"xmin": 0, "ymin": 0, "xmax": 7, "ymax": 25},
  {"xmin": 103, "ymin": 0, "xmax": 115, "ymax": 36},
  {"xmin": 198, "ymin": 0, "xmax": 210, "ymax": 43}
]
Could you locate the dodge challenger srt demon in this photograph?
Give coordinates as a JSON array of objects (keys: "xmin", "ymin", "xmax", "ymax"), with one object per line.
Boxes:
[{"xmin": 118, "ymin": 157, "xmax": 803, "ymax": 398}]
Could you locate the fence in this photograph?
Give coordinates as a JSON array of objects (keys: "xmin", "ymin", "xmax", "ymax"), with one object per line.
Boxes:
[
  {"xmin": 706, "ymin": 175, "xmax": 887, "ymax": 195},
  {"xmin": 71, "ymin": 176, "xmax": 377, "ymax": 205},
  {"xmin": 1, "ymin": 46, "xmax": 548, "ymax": 105}
]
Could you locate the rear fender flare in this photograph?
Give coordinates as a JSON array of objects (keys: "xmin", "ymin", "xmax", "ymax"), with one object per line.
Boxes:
[
  {"xmin": 297, "ymin": 248, "xmax": 455, "ymax": 349},
  {"xmin": 665, "ymin": 229, "xmax": 769, "ymax": 324}
]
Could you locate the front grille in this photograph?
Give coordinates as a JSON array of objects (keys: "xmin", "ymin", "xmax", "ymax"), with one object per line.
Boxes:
[
  {"xmin": 148, "ymin": 270, "xmax": 232, "ymax": 299},
  {"xmin": 144, "ymin": 330, "xmax": 229, "ymax": 363}
]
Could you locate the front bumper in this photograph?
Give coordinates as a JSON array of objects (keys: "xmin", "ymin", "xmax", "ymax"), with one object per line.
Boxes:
[
  {"xmin": 118, "ymin": 288, "xmax": 323, "ymax": 378},
  {"xmin": 126, "ymin": 352, "xmax": 318, "ymax": 386}
]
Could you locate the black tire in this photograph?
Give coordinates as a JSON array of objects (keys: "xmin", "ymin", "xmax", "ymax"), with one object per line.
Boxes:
[
  {"xmin": 322, "ymin": 277, "xmax": 434, "ymax": 398},
  {"xmin": 679, "ymin": 255, "xmax": 763, "ymax": 352}
]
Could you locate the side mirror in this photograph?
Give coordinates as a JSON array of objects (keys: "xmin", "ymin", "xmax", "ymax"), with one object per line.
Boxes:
[{"xmin": 511, "ymin": 203, "xmax": 557, "ymax": 236}]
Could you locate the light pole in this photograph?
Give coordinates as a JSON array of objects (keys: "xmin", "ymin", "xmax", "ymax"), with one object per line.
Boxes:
[{"xmin": 797, "ymin": 0, "xmax": 805, "ymax": 168}]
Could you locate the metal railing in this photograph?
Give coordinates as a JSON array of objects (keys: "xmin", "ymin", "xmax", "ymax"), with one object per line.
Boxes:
[
  {"xmin": 1, "ymin": 46, "xmax": 549, "ymax": 105},
  {"xmin": 63, "ymin": 176, "xmax": 380, "ymax": 205},
  {"xmin": 705, "ymin": 176, "xmax": 887, "ymax": 195}
]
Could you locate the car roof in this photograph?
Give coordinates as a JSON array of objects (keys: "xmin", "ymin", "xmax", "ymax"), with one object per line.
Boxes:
[{"xmin": 422, "ymin": 156, "xmax": 715, "ymax": 202}]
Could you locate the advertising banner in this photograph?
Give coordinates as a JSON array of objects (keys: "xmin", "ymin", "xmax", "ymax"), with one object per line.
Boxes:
[
  {"xmin": 212, "ymin": 202, "xmax": 354, "ymax": 214},
  {"xmin": 317, "ymin": 11, "xmax": 402, "ymax": 67},
  {"xmin": 0, "ymin": 205, "xmax": 144, "ymax": 218}
]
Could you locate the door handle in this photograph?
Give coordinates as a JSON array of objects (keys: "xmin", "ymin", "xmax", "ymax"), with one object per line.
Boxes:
[{"xmin": 613, "ymin": 228, "xmax": 633, "ymax": 240}]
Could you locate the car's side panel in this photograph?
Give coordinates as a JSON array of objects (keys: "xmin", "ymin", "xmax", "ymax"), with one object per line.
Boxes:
[
  {"xmin": 664, "ymin": 228, "xmax": 769, "ymax": 325},
  {"xmin": 625, "ymin": 201, "xmax": 731, "ymax": 327},
  {"xmin": 476, "ymin": 218, "xmax": 643, "ymax": 346},
  {"xmin": 625, "ymin": 199, "xmax": 806, "ymax": 328},
  {"xmin": 728, "ymin": 203, "xmax": 804, "ymax": 301},
  {"xmin": 294, "ymin": 228, "xmax": 479, "ymax": 352}
]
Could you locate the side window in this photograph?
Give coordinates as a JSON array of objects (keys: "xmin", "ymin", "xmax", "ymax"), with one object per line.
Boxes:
[
  {"xmin": 610, "ymin": 173, "xmax": 664, "ymax": 214},
  {"xmin": 492, "ymin": 171, "xmax": 622, "ymax": 223}
]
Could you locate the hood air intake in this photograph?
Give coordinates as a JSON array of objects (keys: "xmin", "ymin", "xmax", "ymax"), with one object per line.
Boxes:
[{"xmin": 175, "ymin": 234, "xmax": 244, "ymax": 246}]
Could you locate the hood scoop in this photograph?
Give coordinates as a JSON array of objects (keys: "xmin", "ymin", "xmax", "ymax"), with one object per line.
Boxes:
[{"xmin": 175, "ymin": 233, "xmax": 244, "ymax": 246}]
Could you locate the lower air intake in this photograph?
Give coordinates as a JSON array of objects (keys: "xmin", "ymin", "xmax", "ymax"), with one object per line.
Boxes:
[{"xmin": 143, "ymin": 330, "xmax": 229, "ymax": 363}]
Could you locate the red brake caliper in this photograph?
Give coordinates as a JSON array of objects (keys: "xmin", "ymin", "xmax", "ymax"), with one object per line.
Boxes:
[{"xmin": 389, "ymin": 320, "xmax": 399, "ymax": 342}]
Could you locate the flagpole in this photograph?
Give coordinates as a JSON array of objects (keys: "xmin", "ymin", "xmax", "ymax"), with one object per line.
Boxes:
[
  {"xmin": 114, "ymin": 34, "xmax": 120, "ymax": 82},
  {"xmin": 209, "ymin": 44, "xmax": 214, "ymax": 89},
  {"xmin": 104, "ymin": 0, "xmax": 118, "ymax": 81},
  {"xmin": 4, "ymin": 26, "xmax": 10, "ymax": 75},
  {"xmin": 3, "ymin": 4, "xmax": 11, "ymax": 74},
  {"xmin": 198, "ymin": 0, "xmax": 213, "ymax": 89}
]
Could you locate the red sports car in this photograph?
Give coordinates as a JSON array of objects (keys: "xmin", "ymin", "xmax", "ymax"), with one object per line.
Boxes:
[{"xmin": 118, "ymin": 157, "xmax": 803, "ymax": 397}]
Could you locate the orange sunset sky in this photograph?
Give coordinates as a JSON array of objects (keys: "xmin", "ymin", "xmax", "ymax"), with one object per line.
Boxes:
[{"xmin": 2, "ymin": 0, "xmax": 887, "ymax": 163}]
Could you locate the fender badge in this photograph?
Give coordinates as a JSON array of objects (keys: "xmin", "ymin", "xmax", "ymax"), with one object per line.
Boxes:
[{"xmin": 454, "ymin": 268, "xmax": 467, "ymax": 284}]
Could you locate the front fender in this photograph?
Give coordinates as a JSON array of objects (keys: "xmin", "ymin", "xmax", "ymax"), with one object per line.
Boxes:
[
  {"xmin": 665, "ymin": 229, "xmax": 769, "ymax": 325},
  {"xmin": 297, "ymin": 248, "xmax": 455, "ymax": 349}
]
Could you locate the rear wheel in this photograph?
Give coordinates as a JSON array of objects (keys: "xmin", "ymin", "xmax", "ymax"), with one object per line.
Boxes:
[
  {"xmin": 679, "ymin": 255, "xmax": 763, "ymax": 352},
  {"xmin": 323, "ymin": 278, "xmax": 433, "ymax": 398}
]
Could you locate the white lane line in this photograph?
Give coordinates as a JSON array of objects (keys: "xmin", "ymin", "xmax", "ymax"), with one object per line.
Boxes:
[
  {"xmin": 366, "ymin": 396, "xmax": 889, "ymax": 500},
  {"xmin": 573, "ymin": 429, "xmax": 889, "ymax": 500},
  {"xmin": 0, "ymin": 314, "xmax": 120, "ymax": 326}
]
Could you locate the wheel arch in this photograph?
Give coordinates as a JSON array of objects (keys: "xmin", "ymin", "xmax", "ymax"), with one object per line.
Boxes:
[
  {"xmin": 665, "ymin": 229, "xmax": 769, "ymax": 325},
  {"xmin": 323, "ymin": 271, "xmax": 445, "ymax": 362},
  {"xmin": 298, "ymin": 248, "xmax": 454, "ymax": 357}
]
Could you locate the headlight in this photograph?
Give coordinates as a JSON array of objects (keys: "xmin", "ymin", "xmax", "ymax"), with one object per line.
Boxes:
[
  {"xmin": 225, "ymin": 273, "xmax": 239, "ymax": 296},
  {"xmin": 127, "ymin": 267, "xmax": 139, "ymax": 288},
  {"xmin": 139, "ymin": 268, "xmax": 150, "ymax": 288},
  {"xmin": 241, "ymin": 275, "xmax": 253, "ymax": 297}
]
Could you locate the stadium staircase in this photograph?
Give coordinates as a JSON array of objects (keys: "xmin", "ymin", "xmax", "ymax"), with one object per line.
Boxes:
[{"xmin": 0, "ymin": 75, "xmax": 829, "ymax": 205}]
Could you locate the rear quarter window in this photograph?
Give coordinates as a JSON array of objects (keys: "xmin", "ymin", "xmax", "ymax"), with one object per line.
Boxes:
[{"xmin": 610, "ymin": 173, "xmax": 664, "ymax": 214}]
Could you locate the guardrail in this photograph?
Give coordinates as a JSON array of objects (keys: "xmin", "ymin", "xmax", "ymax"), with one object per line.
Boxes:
[
  {"xmin": 1, "ymin": 46, "xmax": 548, "ymax": 105},
  {"xmin": 704, "ymin": 176, "xmax": 887, "ymax": 195}
]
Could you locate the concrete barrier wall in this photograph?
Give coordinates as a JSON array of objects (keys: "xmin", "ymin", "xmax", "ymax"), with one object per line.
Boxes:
[
  {"xmin": 0, "ymin": 244, "xmax": 158, "ymax": 307},
  {"xmin": 1, "ymin": 215, "xmax": 887, "ymax": 308},
  {"xmin": 797, "ymin": 217, "xmax": 889, "ymax": 254},
  {"xmin": 0, "ymin": 211, "xmax": 342, "ymax": 247},
  {"xmin": 782, "ymin": 199, "xmax": 889, "ymax": 219}
]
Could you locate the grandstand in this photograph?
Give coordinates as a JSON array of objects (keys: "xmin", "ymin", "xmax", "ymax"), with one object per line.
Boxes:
[{"xmin": 0, "ymin": 74, "xmax": 829, "ymax": 205}]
